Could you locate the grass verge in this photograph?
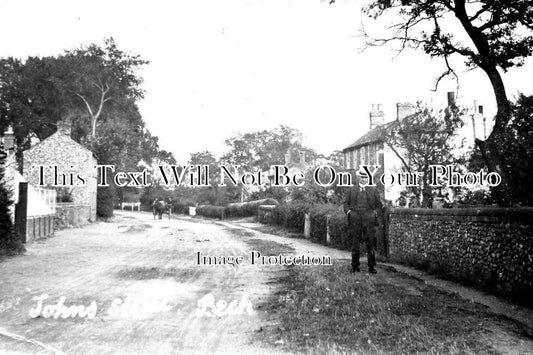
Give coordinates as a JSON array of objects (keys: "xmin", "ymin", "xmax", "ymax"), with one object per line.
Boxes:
[{"xmin": 255, "ymin": 261, "xmax": 529, "ymax": 354}]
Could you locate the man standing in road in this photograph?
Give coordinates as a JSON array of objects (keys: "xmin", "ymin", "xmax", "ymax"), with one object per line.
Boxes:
[{"xmin": 343, "ymin": 171, "xmax": 383, "ymax": 274}]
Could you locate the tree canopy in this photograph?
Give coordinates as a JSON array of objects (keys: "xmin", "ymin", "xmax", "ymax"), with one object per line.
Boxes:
[
  {"xmin": 341, "ymin": 0, "xmax": 533, "ymax": 205},
  {"xmin": 0, "ymin": 38, "xmax": 169, "ymax": 172},
  {"xmin": 222, "ymin": 125, "xmax": 315, "ymax": 171},
  {"xmin": 384, "ymin": 103, "xmax": 466, "ymax": 206}
]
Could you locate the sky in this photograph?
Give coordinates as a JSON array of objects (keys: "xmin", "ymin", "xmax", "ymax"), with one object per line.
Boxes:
[{"xmin": 1, "ymin": 0, "xmax": 532, "ymax": 163}]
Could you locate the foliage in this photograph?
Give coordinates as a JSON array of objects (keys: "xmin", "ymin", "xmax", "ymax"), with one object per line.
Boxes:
[
  {"xmin": 353, "ymin": 0, "xmax": 533, "ymax": 205},
  {"xmin": 170, "ymin": 199, "xmax": 196, "ymax": 215},
  {"xmin": 466, "ymin": 94, "xmax": 533, "ymax": 206},
  {"xmin": 270, "ymin": 202, "xmax": 310, "ymax": 231},
  {"xmin": 497, "ymin": 94, "xmax": 533, "ymax": 206},
  {"xmin": 140, "ymin": 183, "xmax": 170, "ymax": 210},
  {"xmin": 97, "ymin": 185, "xmax": 115, "ymax": 218},
  {"xmin": 249, "ymin": 186, "xmax": 289, "ymax": 204},
  {"xmin": 455, "ymin": 187, "xmax": 492, "ymax": 206},
  {"xmin": 0, "ymin": 151, "xmax": 24, "ymax": 255},
  {"xmin": 361, "ymin": 1, "xmax": 533, "ymax": 73},
  {"xmin": 0, "ymin": 38, "xmax": 156, "ymax": 165},
  {"xmin": 308, "ymin": 204, "xmax": 351, "ymax": 248},
  {"xmin": 0, "ymin": 38, "xmax": 173, "ymax": 209},
  {"xmin": 196, "ymin": 205, "xmax": 226, "ymax": 219},
  {"xmin": 288, "ymin": 153, "xmax": 345, "ymax": 205},
  {"xmin": 222, "ymin": 125, "xmax": 315, "ymax": 171},
  {"xmin": 384, "ymin": 104, "xmax": 465, "ymax": 206},
  {"xmin": 226, "ymin": 198, "xmax": 279, "ymax": 218}
]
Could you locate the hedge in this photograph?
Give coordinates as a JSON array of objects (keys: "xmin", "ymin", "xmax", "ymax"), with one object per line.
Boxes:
[
  {"xmin": 196, "ymin": 205, "xmax": 226, "ymax": 219},
  {"xmin": 226, "ymin": 198, "xmax": 279, "ymax": 218},
  {"xmin": 270, "ymin": 201, "xmax": 309, "ymax": 231},
  {"xmin": 264, "ymin": 202, "xmax": 352, "ymax": 250},
  {"xmin": 171, "ymin": 200, "xmax": 195, "ymax": 215}
]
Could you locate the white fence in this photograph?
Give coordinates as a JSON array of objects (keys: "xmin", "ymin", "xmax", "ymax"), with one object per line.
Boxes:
[
  {"xmin": 34, "ymin": 187, "xmax": 56, "ymax": 213},
  {"xmin": 121, "ymin": 202, "xmax": 141, "ymax": 211}
]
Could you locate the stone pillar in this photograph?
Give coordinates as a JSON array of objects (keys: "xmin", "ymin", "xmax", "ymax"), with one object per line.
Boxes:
[
  {"xmin": 304, "ymin": 213, "xmax": 311, "ymax": 239},
  {"xmin": 326, "ymin": 215, "xmax": 331, "ymax": 245}
]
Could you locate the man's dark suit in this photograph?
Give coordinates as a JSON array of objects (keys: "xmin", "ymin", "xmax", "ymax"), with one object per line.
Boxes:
[{"xmin": 343, "ymin": 185, "xmax": 383, "ymax": 271}]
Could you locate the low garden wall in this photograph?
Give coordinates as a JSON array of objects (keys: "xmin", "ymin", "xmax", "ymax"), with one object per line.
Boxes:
[
  {"xmin": 387, "ymin": 207, "xmax": 533, "ymax": 300},
  {"xmin": 55, "ymin": 203, "xmax": 92, "ymax": 229},
  {"xmin": 25, "ymin": 214, "xmax": 54, "ymax": 242}
]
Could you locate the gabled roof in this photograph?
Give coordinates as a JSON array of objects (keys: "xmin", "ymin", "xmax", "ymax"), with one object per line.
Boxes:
[
  {"xmin": 24, "ymin": 130, "xmax": 97, "ymax": 159},
  {"xmin": 343, "ymin": 120, "xmax": 398, "ymax": 152}
]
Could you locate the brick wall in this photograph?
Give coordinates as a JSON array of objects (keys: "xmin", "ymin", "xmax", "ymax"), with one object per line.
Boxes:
[{"xmin": 387, "ymin": 207, "xmax": 533, "ymax": 298}]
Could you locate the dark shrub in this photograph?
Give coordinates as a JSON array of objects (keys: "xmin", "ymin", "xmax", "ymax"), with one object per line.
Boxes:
[
  {"xmin": 0, "ymin": 160, "xmax": 24, "ymax": 255},
  {"xmin": 269, "ymin": 201, "xmax": 309, "ymax": 231},
  {"xmin": 0, "ymin": 185, "xmax": 24, "ymax": 255},
  {"xmin": 171, "ymin": 199, "xmax": 196, "ymax": 215},
  {"xmin": 309, "ymin": 204, "xmax": 348, "ymax": 247},
  {"xmin": 97, "ymin": 185, "xmax": 115, "ymax": 218},
  {"xmin": 196, "ymin": 205, "xmax": 226, "ymax": 219},
  {"xmin": 327, "ymin": 211, "xmax": 350, "ymax": 249},
  {"xmin": 226, "ymin": 198, "xmax": 279, "ymax": 218}
]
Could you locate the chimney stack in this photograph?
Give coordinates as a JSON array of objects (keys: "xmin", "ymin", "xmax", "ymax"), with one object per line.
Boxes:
[
  {"xmin": 447, "ymin": 91, "xmax": 456, "ymax": 107},
  {"xmin": 3, "ymin": 126, "xmax": 15, "ymax": 153},
  {"xmin": 471, "ymin": 101, "xmax": 486, "ymax": 141},
  {"xmin": 369, "ymin": 103, "xmax": 385, "ymax": 129},
  {"xmin": 299, "ymin": 150, "xmax": 306, "ymax": 165},
  {"xmin": 57, "ymin": 118, "xmax": 72, "ymax": 137},
  {"xmin": 477, "ymin": 104, "xmax": 486, "ymax": 139},
  {"xmin": 396, "ymin": 102, "xmax": 416, "ymax": 121}
]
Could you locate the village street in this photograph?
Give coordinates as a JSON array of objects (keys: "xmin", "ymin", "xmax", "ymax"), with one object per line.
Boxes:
[
  {"xmin": 0, "ymin": 211, "xmax": 295, "ymax": 355},
  {"xmin": 1, "ymin": 211, "xmax": 533, "ymax": 355}
]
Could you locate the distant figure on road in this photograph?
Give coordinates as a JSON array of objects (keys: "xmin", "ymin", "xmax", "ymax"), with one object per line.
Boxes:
[
  {"xmin": 152, "ymin": 198, "xmax": 170, "ymax": 220},
  {"xmin": 343, "ymin": 172, "xmax": 383, "ymax": 274}
]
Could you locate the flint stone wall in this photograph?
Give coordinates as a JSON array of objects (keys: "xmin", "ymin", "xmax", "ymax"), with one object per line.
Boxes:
[
  {"xmin": 23, "ymin": 130, "xmax": 97, "ymax": 222},
  {"xmin": 387, "ymin": 207, "xmax": 533, "ymax": 297},
  {"xmin": 54, "ymin": 203, "xmax": 92, "ymax": 229}
]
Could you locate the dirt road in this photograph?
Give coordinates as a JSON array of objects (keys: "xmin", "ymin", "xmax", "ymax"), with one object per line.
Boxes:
[
  {"xmin": 0, "ymin": 211, "xmax": 288, "ymax": 355},
  {"xmin": 2, "ymin": 211, "xmax": 532, "ymax": 355}
]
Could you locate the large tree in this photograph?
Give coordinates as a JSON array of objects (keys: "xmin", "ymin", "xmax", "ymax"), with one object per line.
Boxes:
[
  {"xmin": 222, "ymin": 125, "xmax": 315, "ymax": 171},
  {"xmin": 344, "ymin": 0, "xmax": 533, "ymax": 205},
  {"xmin": 0, "ymin": 39, "xmax": 173, "ymax": 215},
  {"xmin": 383, "ymin": 104, "xmax": 466, "ymax": 206},
  {"xmin": 496, "ymin": 94, "xmax": 533, "ymax": 206},
  {"xmin": 0, "ymin": 38, "xmax": 151, "ymax": 162},
  {"xmin": 61, "ymin": 37, "xmax": 148, "ymax": 138}
]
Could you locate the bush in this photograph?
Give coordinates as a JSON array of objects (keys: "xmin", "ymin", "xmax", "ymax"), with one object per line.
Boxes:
[
  {"xmin": 0, "ymin": 164, "xmax": 24, "ymax": 255},
  {"xmin": 266, "ymin": 202, "xmax": 351, "ymax": 249},
  {"xmin": 97, "ymin": 185, "xmax": 115, "ymax": 218},
  {"xmin": 327, "ymin": 211, "xmax": 351, "ymax": 250},
  {"xmin": 309, "ymin": 204, "xmax": 346, "ymax": 245},
  {"xmin": 269, "ymin": 201, "xmax": 309, "ymax": 232},
  {"xmin": 196, "ymin": 205, "xmax": 226, "ymax": 219},
  {"xmin": 171, "ymin": 199, "xmax": 196, "ymax": 215},
  {"xmin": 226, "ymin": 198, "xmax": 279, "ymax": 218}
]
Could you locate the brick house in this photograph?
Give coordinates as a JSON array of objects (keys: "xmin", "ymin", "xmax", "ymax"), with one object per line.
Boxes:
[{"xmin": 23, "ymin": 119, "xmax": 97, "ymax": 222}]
